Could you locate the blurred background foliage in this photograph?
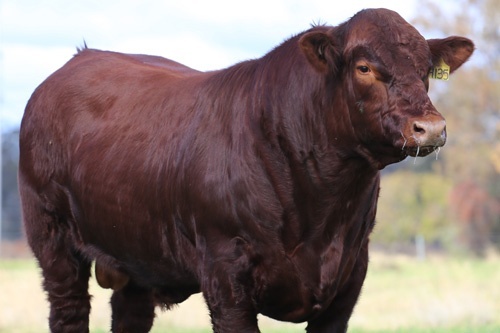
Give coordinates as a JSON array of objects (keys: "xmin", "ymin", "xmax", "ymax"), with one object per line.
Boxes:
[{"xmin": 1, "ymin": 0, "xmax": 499, "ymax": 257}]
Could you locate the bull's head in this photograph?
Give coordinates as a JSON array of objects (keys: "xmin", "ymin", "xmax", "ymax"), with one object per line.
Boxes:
[{"xmin": 299, "ymin": 8, "xmax": 474, "ymax": 168}]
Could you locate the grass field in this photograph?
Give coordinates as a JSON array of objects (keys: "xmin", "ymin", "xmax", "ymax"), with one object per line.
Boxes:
[{"xmin": 1, "ymin": 252, "xmax": 499, "ymax": 332}]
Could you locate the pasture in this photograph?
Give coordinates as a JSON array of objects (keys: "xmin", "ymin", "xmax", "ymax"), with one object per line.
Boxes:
[{"xmin": 1, "ymin": 251, "xmax": 499, "ymax": 333}]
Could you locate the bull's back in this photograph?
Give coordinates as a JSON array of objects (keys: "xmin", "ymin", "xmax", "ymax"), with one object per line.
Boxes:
[{"xmin": 20, "ymin": 49, "xmax": 202, "ymax": 185}]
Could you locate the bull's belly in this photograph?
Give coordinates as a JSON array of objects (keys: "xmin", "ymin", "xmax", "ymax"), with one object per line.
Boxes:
[
  {"xmin": 74, "ymin": 202, "xmax": 362, "ymax": 321},
  {"xmin": 92, "ymin": 249, "xmax": 201, "ymax": 303},
  {"xmin": 78, "ymin": 225, "xmax": 201, "ymax": 305},
  {"xmin": 87, "ymin": 238, "xmax": 359, "ymax": 322}
]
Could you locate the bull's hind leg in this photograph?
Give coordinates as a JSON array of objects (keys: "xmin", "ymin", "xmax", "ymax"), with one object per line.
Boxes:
[
  {"xmin": 42, "ymin": 250, "xmax": 92, "ymax": 333},
  {"xmin": 19, "ymin": 182, "xmax": 92, "ymax": 332},
  {"xmin": 110, "ymin": 282, "xmax": 155, "ymax": 333}
]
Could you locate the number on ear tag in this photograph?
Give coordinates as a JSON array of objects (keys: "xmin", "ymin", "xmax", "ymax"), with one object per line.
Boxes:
[{"xmin": 429, "ymin": 59, "xmax": 450, "ymax": 80}]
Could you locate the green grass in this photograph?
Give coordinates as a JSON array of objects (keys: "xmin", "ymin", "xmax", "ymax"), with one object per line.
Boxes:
[
  {"xmin": 350, "ymin": 325, "xmax": 500, "ymax": 333},
  {"xmin": 349, "ymin": 253, "xmax": 500, "ymax": 333},
  {"xmin": 0, "ymin": 258, "xmax": 40, "ymax": 271},
  {"xmin": 1, "ymin": 252, "xmax": 499, "ymax": 332}
]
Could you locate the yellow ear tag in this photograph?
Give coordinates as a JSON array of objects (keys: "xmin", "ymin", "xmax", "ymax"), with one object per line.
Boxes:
[{"xmin": 429, "ymin": 59, "xmax": 450, "ymax": 81}]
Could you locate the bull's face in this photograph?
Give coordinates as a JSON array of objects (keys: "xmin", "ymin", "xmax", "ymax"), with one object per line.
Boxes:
[{"xmin": 299, "ymin": 8, "xmax": 474, "ymax": 168}]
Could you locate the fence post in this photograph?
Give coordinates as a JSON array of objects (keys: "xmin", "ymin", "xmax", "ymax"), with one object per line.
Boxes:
[{"xmin": 415, "ymin": 234, "xmax": 426, "ymax": 261}]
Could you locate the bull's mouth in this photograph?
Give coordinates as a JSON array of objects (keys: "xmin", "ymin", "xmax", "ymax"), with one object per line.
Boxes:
[
  {"xmin": 396, "ymin": 115, "xmax": 447, "ymax": 159},
  {"xmin": 404, "ymin": 145, "xmax": 441, "ymax": 157},
  {"xmin": 399, "ymin": 127, "xmax": 446, "ymax": 158}
]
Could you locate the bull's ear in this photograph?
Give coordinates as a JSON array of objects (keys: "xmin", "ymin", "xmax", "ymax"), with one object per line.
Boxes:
[
  {"xmin": 427, "ymin": 36, "xmax": 475, "ymax": 74},
  {"xmin": 299, "ymin": 31, "xmax": 338, "ymax": 73}
]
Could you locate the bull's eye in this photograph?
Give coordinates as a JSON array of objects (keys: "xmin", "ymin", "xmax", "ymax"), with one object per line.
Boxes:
[{"xmin": 357, "ymin": 66, "xmax": 371, "ymax": 74}]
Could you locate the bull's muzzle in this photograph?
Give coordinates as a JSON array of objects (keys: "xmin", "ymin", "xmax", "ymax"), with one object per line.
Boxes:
[{"xmin": 405, "ymin": 114, "xmax": 446, "ymax": 157}]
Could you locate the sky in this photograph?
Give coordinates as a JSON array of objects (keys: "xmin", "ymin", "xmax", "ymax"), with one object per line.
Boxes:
[{"xmin": 0, "ymin": 0, "xmax": 418, "ymax": 132}]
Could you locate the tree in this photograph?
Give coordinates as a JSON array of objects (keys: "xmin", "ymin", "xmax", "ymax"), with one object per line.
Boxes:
[
  {"xmin": 449, "ymin": 181, "xmax": 500, "ymax": 255},
  {"xmin": 1, "ymin": 129, "xmax": 22, "ymax": 240},
  {"xmin": 374, "ymin": 172, "xmax": 454, "ymax": 251}
]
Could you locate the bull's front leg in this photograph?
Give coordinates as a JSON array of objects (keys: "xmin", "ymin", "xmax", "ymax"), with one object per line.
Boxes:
[
  {"xmin": 199, "ymin": 237, "xmax": 260, "ymax": 333},
  {"xmin": 306, "ymin": 242, "xmax": 369, "ymax": 333}
]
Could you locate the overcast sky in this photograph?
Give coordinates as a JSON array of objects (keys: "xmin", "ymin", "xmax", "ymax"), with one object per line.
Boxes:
[{"xmin": 1, "ymin": 0, "xmax": 418, "ymax": 131}]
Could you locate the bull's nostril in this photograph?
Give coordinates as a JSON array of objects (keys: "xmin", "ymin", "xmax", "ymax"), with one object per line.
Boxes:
[{"xmin": 413, "ymin": 122, "xmax": 426, "ymax": 135}]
